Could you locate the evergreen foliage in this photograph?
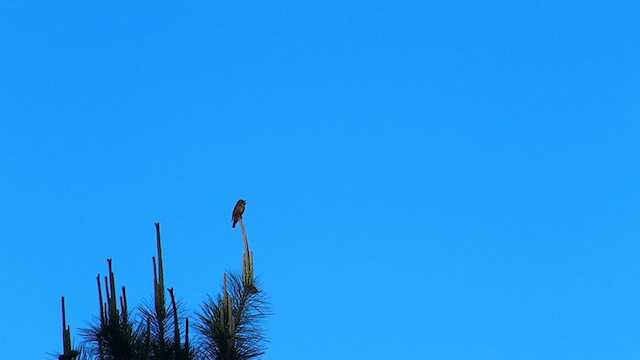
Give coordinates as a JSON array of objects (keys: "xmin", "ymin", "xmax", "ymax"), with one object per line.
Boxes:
[{"xmin": 55, "ymin": 216, "xmax": 269, "ymax": 360}]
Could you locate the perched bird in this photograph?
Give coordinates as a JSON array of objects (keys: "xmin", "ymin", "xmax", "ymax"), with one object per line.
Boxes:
[{"xmin": 232, "ymin": 199, "xmax": 246, "ymax": 228}]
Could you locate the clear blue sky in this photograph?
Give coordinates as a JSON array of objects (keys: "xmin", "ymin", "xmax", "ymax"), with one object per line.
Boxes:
[{"xmin": 1, "ymin": 1, "xmax": 640, "ymax": 359}]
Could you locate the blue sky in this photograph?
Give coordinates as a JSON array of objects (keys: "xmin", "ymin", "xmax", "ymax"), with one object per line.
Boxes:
[{"xmin": 1, "ymin": 1, "xmax": 640, "ymax": 359}]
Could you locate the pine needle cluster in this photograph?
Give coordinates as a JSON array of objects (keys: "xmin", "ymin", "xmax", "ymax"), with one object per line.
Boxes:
[{"xmin": 55, "ymin": 216, "xmax": 269, "ymax": 360}]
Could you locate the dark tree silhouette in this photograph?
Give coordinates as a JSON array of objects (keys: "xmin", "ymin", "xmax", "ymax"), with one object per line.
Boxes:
[{"xmin": 55, "ymin": 211, "xmax": 269, "ymax": 360}]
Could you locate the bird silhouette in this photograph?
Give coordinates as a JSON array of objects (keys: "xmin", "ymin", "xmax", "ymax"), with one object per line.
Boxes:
[{"xmin": 232, "ymin": 199, "xmax": 246, "ymax": 228}]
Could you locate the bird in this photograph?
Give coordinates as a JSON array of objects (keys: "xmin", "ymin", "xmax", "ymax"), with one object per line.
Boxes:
[{"xmin": 232, "ymin": 199, "xmax": 246, "ymax": 228}]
